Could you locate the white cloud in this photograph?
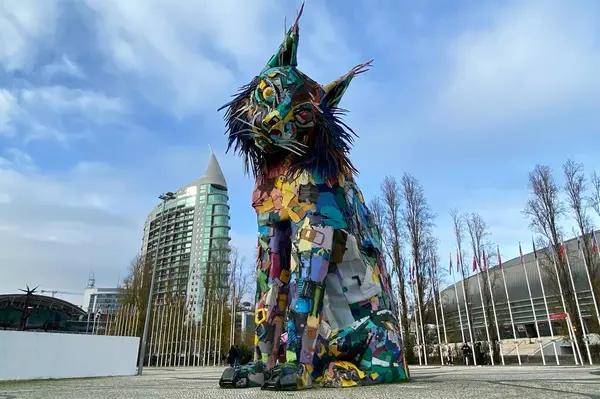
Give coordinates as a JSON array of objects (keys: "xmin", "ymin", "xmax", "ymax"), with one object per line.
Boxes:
[
  {"xmin": 0, "ymin": 89, "xmax": 17, "ymax": 133},
  {"xmin": 42, "ymin": 55, "xmax": 87, "ymax": 80},
  {"xmin": 4, "ymin": 86, "xmax": 127, "ymax": 142},
  {"xmin": 0, "ymin": 0, "xmax": 60, "ymax": 71},
  {"xmin": 435, "ymin": 1, "xmax": 600, "ymax": 130},
  {"xmin": 0, "ymin": 158, "xmax": 148, "ymax": 294},
  {"xmin": 83, "ymin": 0, "xmax": 289, "ymax": 118},
  {"xmin": 20, "ymin": 86, "xmax": 126, "ymax": 120},
  {"xmin": 1, "ymin": 148, "xmax": 37, "ymax": 171}
]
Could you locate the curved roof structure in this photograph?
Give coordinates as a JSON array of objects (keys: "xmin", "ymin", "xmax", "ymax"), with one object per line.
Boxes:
[
  {"xmin": 0, "ymin": 294, "xmax": 86, "ymax": 317},
  {"xmin": 439, "ymin": 235, "xmax": 594, "ymax": 311},
  {"xmin": 193, "ymin": 152, "xmax": 227, "ymax": 189}
]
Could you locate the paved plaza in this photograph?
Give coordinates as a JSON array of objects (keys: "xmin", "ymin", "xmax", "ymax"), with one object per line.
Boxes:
[{"xmin": 1, "ymin": 365, "xmax": 599, "ymax": 399}]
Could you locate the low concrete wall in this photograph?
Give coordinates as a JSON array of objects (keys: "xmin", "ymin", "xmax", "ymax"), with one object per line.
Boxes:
[{"xmin": 0, "ymin": 330, "xmax": 140, "ymax": 381}]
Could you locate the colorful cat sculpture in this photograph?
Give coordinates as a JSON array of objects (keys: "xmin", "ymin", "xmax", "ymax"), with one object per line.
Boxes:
[{"xmin": 218, "ymin": 4, "xmax": 409, "ymax": 390}]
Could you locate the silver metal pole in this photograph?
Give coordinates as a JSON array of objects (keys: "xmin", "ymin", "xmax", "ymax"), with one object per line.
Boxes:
[
  {"xmin": 532, "ymin": 240, "xmax": 560, "ymax": 365},
  {"xmin": 458, "ymin": 252, "xmax": 477, "ymax": 365},
  {"xmin": 519, "ymin": 243, "xmax": 545, "ymax": 365},
  {"xmin": 563, "ymin": 240, "xmax": 593, "ymax": 365},
  {"xmin": 548, "ymin": 239, "xmax": 581, "ymax": 365},
  {"xmin": 138, "ymin": 194, "xmax": 170, "ymax": 375},
  {"xmin": 499, "ymin": 246, "xmax": 521, "ymax": 365},
  {"xmin": 474, "ymin": 258, "xmax": 493, "ymax": 365},
  {"xmin": 450, "ymin": 254, "xmax": 466, "ymax": 343},
  {"xmin": 578, "ymin": 236, "xmax": 600, "ymax": 332}
]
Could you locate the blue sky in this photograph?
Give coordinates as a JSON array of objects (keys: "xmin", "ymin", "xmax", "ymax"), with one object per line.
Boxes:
[{"xmin": 1, "ymin": 0, "xmax": 600, "ymax": 303}]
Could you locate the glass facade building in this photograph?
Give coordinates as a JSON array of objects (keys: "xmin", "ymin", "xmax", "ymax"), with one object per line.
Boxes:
[
  {"xmin": 141, "ymin": 153, "xmax": 231, "ymax": 322},
  {"xmin": 83, "ymin": 288, "xmax": 118, "ymax": 315}
]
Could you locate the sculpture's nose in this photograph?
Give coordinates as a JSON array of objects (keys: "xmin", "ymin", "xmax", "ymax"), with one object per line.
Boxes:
[{"xmin": 262, "ymin": 110, "xmax": 281, "ymax": 131}]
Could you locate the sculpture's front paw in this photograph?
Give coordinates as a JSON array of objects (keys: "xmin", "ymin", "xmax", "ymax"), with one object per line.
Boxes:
[
  {"xmin": 261, "ymin": 363, "xmax": 312, "ymax": 391},
  {"xmin": 219, "ymin": 362, "xmax": 265, "ymax": 389}
]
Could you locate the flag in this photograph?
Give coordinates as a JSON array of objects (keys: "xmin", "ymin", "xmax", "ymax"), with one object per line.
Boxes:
[
  {"xmin": 449, "ymin": 254, "xmax": 453, "ymax": 273},
  {"xmin": 532, "ymin": 238, "xmax": 538, "ymax": 259},
  {"xmin": 472, "ymin": 255, "xmax": 477, "ymax": 272},
  {"xmin": 559, "ymin": 241, "xmax": 565, "ymax": 259},
  {"xmin": 497, "ymin": 246, "xmax": 502, "ymax": 268},
  {"xmin": 519, "ymin": 242, "xmax": 524, "ymax": 264},
  {"xmin": 593, "ymin": 231, "xmax": 598, "ymax": 254},
  {"xmin": 482, "ymin": 249, "xmax": 487, "ymax": 269},
  {"xmin": 433, "ymin": 254, "xmax": 437, "ymax": 275}
]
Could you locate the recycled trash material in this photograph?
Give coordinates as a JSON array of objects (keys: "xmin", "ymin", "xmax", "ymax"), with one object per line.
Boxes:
[{"xmin": 218, "ymin": 3, "xmax": 409, "ymax": 390}]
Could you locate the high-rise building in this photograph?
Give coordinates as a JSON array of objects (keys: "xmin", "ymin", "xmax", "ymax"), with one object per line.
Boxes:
[
  {"xmin": 141, "ymin": 153, "xmax": 231, "ymax": 322},
  {"xmin": 83, "ymin": 288, "xmax": 118, "ymax": 315}
]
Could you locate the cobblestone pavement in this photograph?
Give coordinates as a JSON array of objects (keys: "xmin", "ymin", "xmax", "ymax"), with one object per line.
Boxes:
[{"xmin": 1, "ymin": 365, "xmax": 600, "ymax": 399}]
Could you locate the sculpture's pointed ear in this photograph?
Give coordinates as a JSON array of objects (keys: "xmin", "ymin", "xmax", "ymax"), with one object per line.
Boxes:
[
  {"xmin": 264, "ymin": 3, "xmax": 305, "ymax": 70},
  {"xmin": 321, "ymin": 60, "xmax": 373, "ymax": 109}
]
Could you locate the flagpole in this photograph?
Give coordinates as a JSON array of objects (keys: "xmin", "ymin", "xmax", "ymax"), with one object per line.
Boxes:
[
  {"xmin": 498, "ymin": 246, "xmax": 522, "ymax": 366},
  {"xmin": 413, "ymin": 258, "xmax": 428, "ymax": 365},
  {"xmin": 395, "ymin": 283, "xmax": 405, "ymax": 345},
  {"xmin": 482, "ymin": 249, "xmax": 504, "ymax": 365},
  {"xmin": 430, "ymin": 256, "xmax": 444, "ymax": 365},
  {"xmin": 166, "ymin": 303, "xmax": 175, "ymax": 367},
  {"xmin": 548, "ymin": 240, "xmax": 581, "ymax": 365},
  {"xmin": 578, "ymin": 235, "xmax": 600, "ymax": 330},
  {"xmin": 437, "ymin": 256, "xmax": 448, "ymax": 346},
  {"xmin": 519, "ymin": 242, "xmax": 545, "ymax": 365},
  {"xmin": 532, "ymin": 238, "xmax": 560, "ymax": 365},
  {"xmin": 177, "ymin": 301, "xmax": 186, "ymax": 367},
  {"xmin": 593, "ymin": 230, "xmax": 599, "ymax": 260},
  {"xmin": 474, "ymin": 255, "xmax": 494, "ymax": 365},
  {"xmin": 148, "ymin": 302, "xmax": 158, "ymax": 365},
  {"xmin": 458, "ymin": 251, "xmax": 477, "ymax": 365},
  {"xmin": 156, "ymin": 304, "xmax": 166, "ymax": 368},
  {"xmin": 450, "ymin": 254, "xmax": 466, "ymax": 344},
  {"xmin": 562, "ymin": 239, "xmax": 593, "ymax": 365},
  {"xmin": 105, "ymin": 313, "xmax": 110, "ymax": 336},
  {"xmin": 409, "ymin": 263, "xmax": 422, "ymax": 365},
  {"xmin": 187, "ymin": 304, "xmax": 195, "ymax": 367}
]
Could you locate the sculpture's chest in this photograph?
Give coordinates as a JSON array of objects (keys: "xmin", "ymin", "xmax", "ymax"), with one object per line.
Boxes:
[{"xmin": 251, "ymin": 170, "xmax": 351, "ymax": 227}]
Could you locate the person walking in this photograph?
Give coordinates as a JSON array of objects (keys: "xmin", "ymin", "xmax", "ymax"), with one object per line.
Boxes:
[
  {"xmin": 447, "ymin": 344, "xmax": 454, "ymax": 365},
  {"xmin": 227, "ymin": 346, "xmax": 238, "ymax": 368},
  {"xmin": 461, "ymin": 342, "xmax": 471, "ymax": 365}
]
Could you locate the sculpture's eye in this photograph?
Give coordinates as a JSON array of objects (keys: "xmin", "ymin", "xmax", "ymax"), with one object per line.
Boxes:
[
  {"xmin": 263, "ymin": 86, "xmax": 275, "ymax": 100},
  {"xmin": 294, "ymin": 108, "xmax": 314, "ymax": 128}
]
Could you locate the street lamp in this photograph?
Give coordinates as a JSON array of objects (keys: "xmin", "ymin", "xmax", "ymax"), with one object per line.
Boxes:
[{"xmin": 137, "ymin": 191, "xmax": 176, "ymax": 375}]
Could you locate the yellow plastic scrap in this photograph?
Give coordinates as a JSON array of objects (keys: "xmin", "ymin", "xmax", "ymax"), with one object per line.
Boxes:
[
  {"xmin": 256, "ymin": 198, "xmax": 274, "ymax": 213},
  {"xmin": 289, "ymin": 208, "xmax": 302, "ymax": 223},
  {"xmin": 329, "ymin": 342, "xmax": 340, "ymax": 357},
  {"xmin": 298, "ymin": 364, "xmax": 313, "ymax": 388},
  {"xmin": 318, "ymin": 343, "xmax": 327, "ymax": 357},
  {"xmin": 282, "ymin": 191, "xmax": 295, "ymax": 207}
]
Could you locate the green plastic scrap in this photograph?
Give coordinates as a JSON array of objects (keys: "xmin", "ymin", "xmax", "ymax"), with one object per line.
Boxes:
[{"xmin": 257, "ymin": 270, "xmax": 269, "ymax": 292}]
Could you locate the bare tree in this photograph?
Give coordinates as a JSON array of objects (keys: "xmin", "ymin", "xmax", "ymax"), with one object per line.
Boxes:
[
  {"xmin": 449, "ymin": 208, "xmax": 474, "ymax": 343},
  {"xmin": 563, "ymin": 159, "xmax": 598, "ymax": 286},
  {"xmin": 590, "ymin": 170, "xmax": 600, "ymax": 217},
  {"xmin": 465, "ymin": 212, "xmax": 501, "ymax": 355},
  {"xmin": 118, "ymin": 254, "xmax": 153, "ymax": 337},
  {"xmin": 523, "ymin": 165, "xmax": 565, "ymax": 245},
  {"xmin": 369, "ymin": 197, "xmax": 386, "ymax": 244},
  {"xmin": 379, "ymin": 176, "xmax": 411, "ymax": 359},
  {"xmin": 401, "ymin": 173, "xmax": 436, "ymax": 354},
  {"xmin": 523, "ymin": 164, "xmax": 583, "ymax": 343}
]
